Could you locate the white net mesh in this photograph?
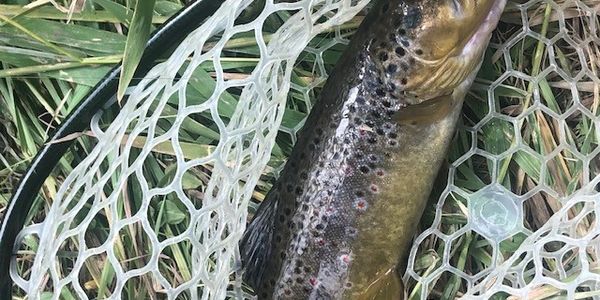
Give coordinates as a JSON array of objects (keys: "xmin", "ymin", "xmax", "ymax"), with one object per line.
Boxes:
[
  {"xmin": 9, "ymin": 0, "xmax": 600, "ymax": 299},
  {"xmin": 405, "ymin": 0, "xmax": 600, "ymax": 299},
  {"xmin": 9, "ymin": 0, "xmax": 368, "ymax": 298}
]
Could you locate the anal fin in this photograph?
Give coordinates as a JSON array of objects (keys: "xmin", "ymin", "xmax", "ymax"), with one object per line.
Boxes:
[
  {"xmin": 240, "ymin": 194, "xmax": 279, "ymax": 291},
  {"xmin": 357, "ymin": 268, "xmax": 406, "ymax": 300}
]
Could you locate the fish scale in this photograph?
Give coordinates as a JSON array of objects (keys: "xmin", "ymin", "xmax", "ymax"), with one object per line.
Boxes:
[{"xmin": 241, "ymin": 0, "xmax": 507, "ymax": 299}]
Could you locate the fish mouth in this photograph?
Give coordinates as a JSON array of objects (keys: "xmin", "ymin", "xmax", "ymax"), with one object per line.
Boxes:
[
  {"xmin": 460, "ymin": 0, "xmax": 508, "ymax": 57},
  {"xmin": 400, "ymin": 0, "xmax": 508, "ymax": 102}
]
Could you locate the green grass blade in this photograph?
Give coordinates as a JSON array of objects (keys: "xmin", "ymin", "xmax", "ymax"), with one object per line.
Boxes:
[{"xmin": 117, "ymin": 0, "xmax": 156, "ymax": 101}]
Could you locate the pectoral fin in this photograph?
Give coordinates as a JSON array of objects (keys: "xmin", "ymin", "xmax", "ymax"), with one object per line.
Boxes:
[
  {"xmin": 393, "ymin": 94, "xmax": 455, "ymax": 126},
  {"xmin": 358, "ymin": 268, "xmax": 406, "ymax": 300}
]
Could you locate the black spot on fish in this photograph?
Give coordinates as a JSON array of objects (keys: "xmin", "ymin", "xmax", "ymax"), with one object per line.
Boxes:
[
  {"xmin": 313, "ymin": 137, "xmax": 321, "ymax": 145},
  {"xmin": 395, "ymin": 47, "xmax": 405, "ymax": 57},
  {"xmin": 382, "ymin": 100, "xmax": 392, "ymax": 108},
  {"xmin": 376, "ymin": 128, "xmax": 385, "ymax": 135},
  {"xmin": 367, "ymin": 137, "xmax": 377, "ymax": 144},
  {"xmin": 355, "ymin": 190, "xmax": 365, "ymax": 197},
  {"xmin": 378, "ymin": 52, "xmax": 389, "ymax": 61},
  {"xmin": 388, "ymin": 82, "xmax": 396, "ymax": 92},
  {"xmin": 398, "ymin": 28, "xmax": 406, "ymax": 36},
  {"xmin": 301, "ymin": 172, "xmax": 308, "ymax": 180},
  {"xmin": 415, "ymin": 49, "xmax": 423, "ymax": 55},
  {"xmin": 356, "ymin": 96, "xmax": 366, "ymax": 104},
  {"xmin": 386, "ymin": 64, "xmax": 398, "ymax": 74},
  {"xmin": 371, "ymin": 111, "xmax": 382, "ymax": 118},
  {"xmin": 315, "ymin": 223, "xmax": 324, "ymax": 230},
  {"xmin": 296, "ymin": 277, "xmax": 304, "ymax": 284},
  {"xmin": 388, "ymin": 33, "xmax": 396, "ymax": 43},
  {"xmin": 401, "ymin": 78, "xmax": 408, "ymax": 85},
  {"xmin": 295, "ymin": 187, "xmax": 303, "ymax": 195},
  {"xmin": 388, "ymin": 140, "xmax": 398, "ymax": 147},
  {"xmin": 286, "ymin": 184, "xmax": 293, "ymax": 193},
  {"xmin": 401, "ymin": 39, "xmax": 410, "ymax": 47},
  {"xmin": 278, "ymin": 215, "xmax": 285, "ymax": 223},
  {"xmin": 388, "ymin": 132, "xmax": 398, "ymax": 139},
  {"xmin": 359, "ymin": 165, "xmax": 370, "ymax": 174},
  {"xmin": 401, "ymin": 62, "xmax": 409, "ymax": 71},
  {"xmin": 375, "ymin": 88, "xmax": 385, "ymax": 97},
  {"xmin": 353, "ymin": 117, "xmax": 363, "ymax": 125},
  {"xmin": 348, "ymin": 105, "xmax": 356, "ymax": 113}
]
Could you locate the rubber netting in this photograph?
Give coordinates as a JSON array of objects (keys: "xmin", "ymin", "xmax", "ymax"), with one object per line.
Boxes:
[
  {"xmin": 9, "ymin": 0, "xmax": 369, "ymax": 299},
  {"xmin": 404, "ymin": 1, "xmax": 600, "ymax": 299},
  {"xmin": 9, "ymin": 0, "xmax": 600, "ymax": 299}
]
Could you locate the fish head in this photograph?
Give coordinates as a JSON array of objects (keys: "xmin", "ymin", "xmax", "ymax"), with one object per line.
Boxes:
[{"xmin": 368, "ymin": 0, "xmax": 507, "ymax": 104}]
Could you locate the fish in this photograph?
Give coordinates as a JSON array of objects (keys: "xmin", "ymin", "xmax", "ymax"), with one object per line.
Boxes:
[{"xmin": 240, "ymin": 0, "xmax": 507, "ymax": 299}]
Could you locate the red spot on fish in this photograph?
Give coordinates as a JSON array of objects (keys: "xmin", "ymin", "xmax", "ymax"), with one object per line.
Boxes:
[
  {"xmin": 354, "ymin": 199, "xmax": 368, "ymax": 211},
  {"xmin": 370, "ymin": 184, "xmax": 379, "ymax": 193},
  {"xmin": 340, "ymin": 254, "xmax": 351, "ymax": 264},
  {"xmin": 316, "ymin": 238, "xmax": 326, "ymax": 246},
  {"xmin": 309, "ymin": 277, "xmax": 319, "ymax": 286},
  {"xmin": 376, "ymin": 169, "xmax": 385, "ymax": 177}
]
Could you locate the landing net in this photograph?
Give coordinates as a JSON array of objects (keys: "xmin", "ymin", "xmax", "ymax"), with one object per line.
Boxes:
[{"xmin": 8, "ymin": 0, "xmax": 600, "ymax": 299}]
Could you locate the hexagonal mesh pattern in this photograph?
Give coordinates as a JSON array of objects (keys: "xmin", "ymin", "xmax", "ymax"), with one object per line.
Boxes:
[
  {"xmin": 8, "ymin": 0, "xmax": 600, "ymax": 299},
  {"xmin": 8, "ymin": 0, "xmax": 368, "ymax": 298},
  {"xmin": 405, "ymin": 0, "xmax": 600, "ymax": 299}
]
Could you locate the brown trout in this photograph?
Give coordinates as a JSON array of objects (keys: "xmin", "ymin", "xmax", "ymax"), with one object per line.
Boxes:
[{"xmin": 241, "ymin": 0, "xmax": 506, "ymax": 298}]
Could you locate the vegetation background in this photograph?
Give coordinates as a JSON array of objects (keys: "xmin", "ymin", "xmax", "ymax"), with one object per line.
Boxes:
[{"xmin": 0, "ymin": 0, "xmax": 598, "ymax": 299}]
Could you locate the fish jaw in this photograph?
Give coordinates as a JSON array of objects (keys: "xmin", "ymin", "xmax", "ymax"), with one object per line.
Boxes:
[{"xmin": 366, "ymin": 0, "xmax": 508, "ymax": 103}]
